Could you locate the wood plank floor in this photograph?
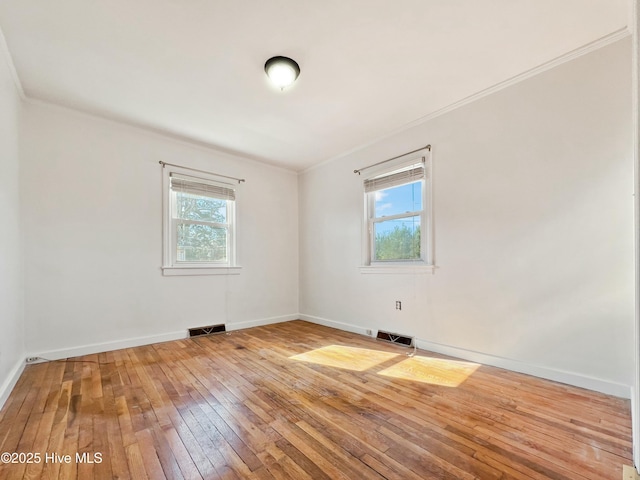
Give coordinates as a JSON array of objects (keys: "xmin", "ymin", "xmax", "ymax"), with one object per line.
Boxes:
[{"xmin": 0, "ymin": 320, "xmax": 632, "ymax": 479}]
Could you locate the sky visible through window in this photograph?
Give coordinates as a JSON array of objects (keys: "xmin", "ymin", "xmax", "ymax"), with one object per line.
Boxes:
[{"xmin": 374, "ymin": 181, "xmax": 422, "ymax": 234}]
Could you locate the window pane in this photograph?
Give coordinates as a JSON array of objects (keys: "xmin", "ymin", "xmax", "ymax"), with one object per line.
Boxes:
[
  {"xmin": 177, "ymin": 224, "xmax": 227, "ymax": 262},
  {"xmin": 175, "ymin": 192, "xmax": 227, "ymax": 223},
  {"xmin": 374, "ymin": 216, "xmax": 421, "ymax": 261},
  {"xmin": 374, "ymin": 181, "xmax": 422, "ymax": 218}
]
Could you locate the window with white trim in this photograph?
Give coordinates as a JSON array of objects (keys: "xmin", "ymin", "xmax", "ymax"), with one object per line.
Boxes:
[
  {"xmin": 363, "ymin": 149, "xmax": 433, "ymax": 267},
  {"xmin": 162, "ymin": 167, "xmax": 239, "ymax": 275}
]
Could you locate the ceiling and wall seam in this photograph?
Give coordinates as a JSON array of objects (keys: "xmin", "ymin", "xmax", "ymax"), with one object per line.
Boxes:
[
  {"xmin": 0, "ymin": 20, "xmax": 629, "ymax": 176},
  {"xmin": 0, "ymin": 25, "xmax": 24, "ymax": 100},
  {"xmin": 301, "ymin": 27, "xmax": 632, "ymax": 176},
  {"xmin": 23, "ymin": 96, "xmax": 299, "ymax": 177}
]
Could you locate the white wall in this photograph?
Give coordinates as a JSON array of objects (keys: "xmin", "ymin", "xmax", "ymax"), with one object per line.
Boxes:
[
  {"xmin": 20, "ymin": 103, "xmax": 299, "ymax": 357},
  {"xmin": 0, "ymin": 35, "xmax": 24, "ymax": 405},
  {"xmin": 10, "ymin": 30, "xmax": 634, "ymax": 401},
  {"xmin": 299, "ymin": 38, "xmax": 634, "ymax": 396}
]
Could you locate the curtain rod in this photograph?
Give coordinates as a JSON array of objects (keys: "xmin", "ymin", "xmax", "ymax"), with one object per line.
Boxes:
[
  {"xmin": 159, "ymin": 161, "xmax": 246, "ymax": 183},
  {"xmin": 353, "ymin": 145, "xmax": 431, "ymax": 175}
]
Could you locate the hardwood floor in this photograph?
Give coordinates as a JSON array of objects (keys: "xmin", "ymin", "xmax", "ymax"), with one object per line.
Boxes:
[{"xmin": 0, "ymin": 320, "xmax": 632, "ymax": 479}]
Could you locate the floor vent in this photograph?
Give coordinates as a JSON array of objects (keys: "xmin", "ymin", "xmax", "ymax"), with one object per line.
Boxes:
[
  {"xmin": 376, "ymin": 330, "xmax": 413, "ymax": 347},
  {"xmin": 189, "ymin": 324, "xmax": 226, "ymax": 337}
]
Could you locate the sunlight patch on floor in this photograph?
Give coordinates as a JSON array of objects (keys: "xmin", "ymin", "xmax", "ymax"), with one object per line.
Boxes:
[
  {"xmin": 378, "ymin": 356, "xmax": 481, "ymax": 387},
  {"xmin": 289, "ymin": 345, "xmax": 399, "ymax": 371}
]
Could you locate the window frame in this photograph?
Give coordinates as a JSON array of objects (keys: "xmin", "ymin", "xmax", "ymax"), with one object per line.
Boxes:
[
  {"xmin": 360, "ymin": 148, "xmax": 434, "ymax": 274},
  {"xmin": 162, "ymin": 165, "xmax": 241, "ymax": 276}
]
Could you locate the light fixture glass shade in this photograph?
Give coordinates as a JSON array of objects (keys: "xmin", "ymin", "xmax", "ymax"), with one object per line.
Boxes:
[{"xmin": 265, "ymin": 56, "xmax": 300, "ymax": 89}]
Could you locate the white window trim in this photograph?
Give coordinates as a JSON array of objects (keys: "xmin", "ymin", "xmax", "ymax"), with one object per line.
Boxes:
[
  {"xmin": 162, "ymin": 266, "xmax": 242, "ymax": 276},
  {"xmin": 162, "ymin": 165, "xmax": 242, "ymax": 276},
  {"xmin": 361, "ymin": 147, "xmax": 434, "ymax": 272},
  {"xmin": 359, "ymin": 264, "xmax": 435, "ymax": 274}
]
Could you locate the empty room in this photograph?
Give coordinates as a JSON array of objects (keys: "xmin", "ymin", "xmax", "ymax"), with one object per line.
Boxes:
[{"xmin": 0, "ymin": 1, "xmax": 639, "ymax": 479}]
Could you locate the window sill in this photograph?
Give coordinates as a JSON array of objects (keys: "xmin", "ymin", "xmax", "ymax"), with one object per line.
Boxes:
[
  {"xmin": 359, "ymin": 264, "xmax": 435, "ymax": 275},
  {"xmin": 162, "ymin": 266, "xmax": 242, "ymax": 276}
]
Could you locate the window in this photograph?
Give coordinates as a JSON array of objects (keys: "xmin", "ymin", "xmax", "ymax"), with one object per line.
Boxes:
[
  {"xmin": 362, "ymin": 149, "xmax": 433, "ymax": 270},
  {"xmin": 162, "ymin": 167, "xmax": 239, "ymax": 275}
]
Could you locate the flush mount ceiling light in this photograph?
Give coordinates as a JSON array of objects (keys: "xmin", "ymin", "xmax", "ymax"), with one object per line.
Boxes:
[{"xmin": 264, "ymin": 56, "xmax": 300, "ymax": 90}]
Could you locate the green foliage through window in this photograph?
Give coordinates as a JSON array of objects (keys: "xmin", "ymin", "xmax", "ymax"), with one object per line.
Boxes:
[
  {"xmin": 176, "ymin": 193, "xmax": 227, "ymax": 223},
  {"xmin": 374, "ymin": 224, "xmax": 421, "ymax": 260},
  {"xmin": 175, "ymin": 192, "xmax": 229, "ymax": 262},
  {"xmin": 364, "ymin": 153, "xmax": 430, "ymax": 265},
  {"xmin": 177, "ymin": 224, "xmax": 227, "ymax": 262}
]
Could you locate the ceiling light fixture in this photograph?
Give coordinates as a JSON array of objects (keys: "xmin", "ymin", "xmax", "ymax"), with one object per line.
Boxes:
[{"xmin": 264, "ymin": 56, "xmax": 300, "ymax": 90}]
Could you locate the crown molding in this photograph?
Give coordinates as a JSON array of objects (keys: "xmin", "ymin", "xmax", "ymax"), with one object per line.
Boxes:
[{"xmin": 302, "ymin": 27, "xmax": 632, "ymax": 176}]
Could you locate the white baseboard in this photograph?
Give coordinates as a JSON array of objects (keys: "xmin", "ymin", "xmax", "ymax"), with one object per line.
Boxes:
[
  {"xmin": 299, "ymin": 314, "xmax": 372, "ymax": 336},
  {"xmin": 28, "ymin": 313, "xmax": 301, "ymax": 362},
  {"xmin": 227, "ymin": 313, "xmax": 299, "ymax": 332},
  {"xmin": 20, "ymin": 313, "xmax": 631, "ymax": 400},
  {"xmin": 0, "ymin": 357, "xmax": 26, "ymax": 412},
  {"xmin": 30, "ymin": 330, "xmax": 188, "ymax": 361},
  {"xmin": 415, "ymin": 338, "xmax": 631, "ymax": 399},
  {"xmin": 300, "ymin": 314, "xmax": 631, "ymax": 399},
  {"xmin": 1, "ymin": 314, "xmax": 298, "ymax": 409}
]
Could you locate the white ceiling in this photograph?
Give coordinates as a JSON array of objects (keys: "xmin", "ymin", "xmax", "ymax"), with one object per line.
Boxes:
[{"xmin": 0, "ymin": 1, "xmax": 630, "ymax": 171}]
